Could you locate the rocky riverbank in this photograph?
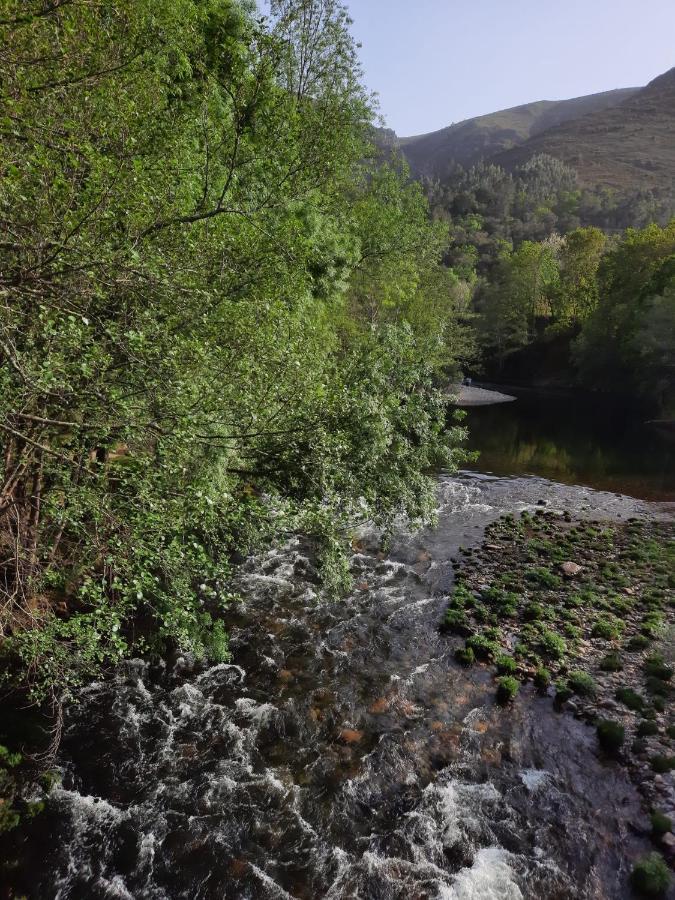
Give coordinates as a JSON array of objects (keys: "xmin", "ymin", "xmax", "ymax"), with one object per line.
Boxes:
[{"xmin": 441, "ymin": 507, "xmax": 675, "ymax": 885}]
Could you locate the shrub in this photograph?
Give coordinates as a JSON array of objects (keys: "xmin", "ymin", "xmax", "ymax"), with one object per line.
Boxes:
[
  {"xmin": 534, "ymin": 667, "xmax": 551, "ymax": 691},
  {"xmin": 568, "ymin": 670, "xmax": 596, "ymax": 696},
  {"xmin": 539, "ymin": 629, "xmax": 567, "ymax": 660},
  {"xmin": 637, "ymin": 721, "xmax": 659, "ymax": 738},
  {"xmin": 466, "ymin": 634, "xmax": 500, "ymax": 660},
  {"xmin": 523, "ymin": 602, "xmax": 544, "ymax": 622},
  {"xmin": 555, "ymin": 680, "xmax": 574, "ymax": 703},
  {"xmin": 650, "ymin": 811, "xmax": 672, "ymax": 837},
  {"xmin": 596, "ymin": 720, "xmax": 625, "ymax": 755},
  {"xmin": 442, "ymin": 609, "xmax": 472, "ymax": 637},
  {"xmin": 496, "ymin": 676, "xmax": 519, "ymax": 705},
  {"xmin": 615, "ymin": 687, "xmax": 644, "ymax": 711},
  {"xmin": 591, "ymin": 618, "xmax": 622, "ymax": 640},
  {"xmin": 644, "ymin": 655, "xmax": 673, "ymax": 682},
  {"xmin": 496, "ymin": 654, "xmax": 517, "ymax": 676},
  {"xmin": 600, "ymin": 652, "xmax": 623, "ymax": 672},
  {"xmin": 645, "ymin": 676, "xmax": 671, "ymax": 698},
  {"xmin": 630, "ymin": 853, "xmax": 672, "ymax": 897},
  {"xmin": 626, "ymin": 635, "xmax": 651, "ymax": 651},
  {"xmin": 651, "ymin": 755, "xmax": 675, "ymax": 774},
  {"xmin": 525, "ymin": 567, "xmax": 562, "ymax": 589},
  {"xmin": 455, "ymin": 646, "xmax": 475, "ymax": 667}
]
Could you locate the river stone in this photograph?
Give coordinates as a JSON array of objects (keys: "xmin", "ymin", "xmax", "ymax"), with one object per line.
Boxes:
[{"xmin": 560, "ymin": 561, "xmax": 583, "ymax": 577}]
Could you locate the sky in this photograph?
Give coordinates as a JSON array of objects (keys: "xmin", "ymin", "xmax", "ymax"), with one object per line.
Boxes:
[{"xmin": 344, "ymin": 0, "xmax": 675, "ymax": 136}]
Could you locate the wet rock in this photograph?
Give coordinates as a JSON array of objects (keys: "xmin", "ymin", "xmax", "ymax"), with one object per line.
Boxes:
[{"xmin": 338, "ymin": 728, "xmax": 363, "ymax": 745}]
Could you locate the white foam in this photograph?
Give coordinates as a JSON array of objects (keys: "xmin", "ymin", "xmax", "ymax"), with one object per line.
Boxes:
[{"xmin": 441, "ymin": 848, "xmax": 523, "ymax": 899}]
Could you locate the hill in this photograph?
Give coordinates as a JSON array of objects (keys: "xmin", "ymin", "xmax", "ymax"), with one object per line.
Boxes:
[
  {"xmin": 397, "ymin": 88, "xmax": 639, "ymax": 178},
  {"xmin": 493, "ymin": 68, "xmax": 675, "ymax": 193}
]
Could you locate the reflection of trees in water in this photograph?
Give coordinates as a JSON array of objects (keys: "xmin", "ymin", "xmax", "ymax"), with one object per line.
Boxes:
[{"xmin": 465, "ymin": 402, "xmax": 673, "ymax": 499}]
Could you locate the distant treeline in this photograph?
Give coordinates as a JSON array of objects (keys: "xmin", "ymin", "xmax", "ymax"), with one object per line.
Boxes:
[{"xmin": 420, "ymin": 157, "xmax": 674, "ymax": 410}]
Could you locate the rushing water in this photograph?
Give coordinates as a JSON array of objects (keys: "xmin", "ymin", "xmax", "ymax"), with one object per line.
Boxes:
[
  {"xmin": 4, "ymin": 471, "xmax": 668, "ymax": 900},
  {"xmin": 464, "ymin": 387, "xmax": 675, "ymax": 502}
]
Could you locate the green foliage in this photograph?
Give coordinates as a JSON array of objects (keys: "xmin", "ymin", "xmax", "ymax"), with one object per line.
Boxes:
[
  {"xmin": 455, "ymin": 646, "xmax": 475, "ymax": 667},
  {"xmin": 644, "ymin": 654, "xmax": 673, "ymax": 682},
  {"xmin": 591, "ymin": 618, "xmax": 622, "ymax": 640},
  {"xmin": 616, "ymin": 687, "xmax": 645, "ymax": 711},
  {"xmin": 0, "ymin": 0, "xmax": 469, "ymax": 701},
  {"xmin": 534, "ymin": 667, "xmax": 551, "ymax": 691},
  {"xmin": 650, "ymin": 755, "xmax": 675, "ymax": 774},
  {"xmin": 596, "ymin": 719, "xmax": 625, "ymax": 755},
  {"xmin": 538, "ymin": 629, "xmax": 566, "ymax": 660},
  {"xmin": 650, "ymin": 811, "xmax": 672, "ymax": 837},
  {"xmin": 567, "ymin": 670, "xmax": 596, "ymax": 697},
  {"xmin": 630, "ymin": 854, "xmax": 672, "ymax": 897},
  {"xmin": 466, "ymin": 634, "xmax": 501, "ymax": 660},
  {"xmin": 599, "ymin": 652, "xmax": 623, "ymax": 672},
  {"xmin": 495, "ymin": 654, "xmax": 517, "ymax": 675},
  {"xmin": 496, "ymin": 675, "xmax": 519, "ymax": 704},
  {"xmin": 525, "ymin": 567, "xmax": 562, "ymax": 589}
]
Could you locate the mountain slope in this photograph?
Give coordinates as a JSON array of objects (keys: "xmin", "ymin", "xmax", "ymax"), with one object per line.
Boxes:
[
  {"xmin": 398, "ymin": 88, "xmax": 639, "ymax": 178},
  {"xmin": 493, "ymin": 68, "xmax": 675, "ymax": 193}
]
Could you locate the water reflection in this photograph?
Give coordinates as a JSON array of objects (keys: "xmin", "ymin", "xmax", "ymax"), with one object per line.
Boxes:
[{"xmin": 464, "ymin": 388, "xmax": 675, "ymax": 501}]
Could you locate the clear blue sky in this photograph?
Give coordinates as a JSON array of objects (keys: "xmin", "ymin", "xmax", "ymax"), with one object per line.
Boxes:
[{"xmin": 344, "ymin": 0, "xmax": 675, "ymax": 136}]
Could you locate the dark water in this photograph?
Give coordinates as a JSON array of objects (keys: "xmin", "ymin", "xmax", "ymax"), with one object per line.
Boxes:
[
  {"xmin": 3, "ymin": 474, "xmax": 667, "ymax": 900},
  {"xmin": 464, "ymin": 388, "xmax": 675, "ymax": 502}
]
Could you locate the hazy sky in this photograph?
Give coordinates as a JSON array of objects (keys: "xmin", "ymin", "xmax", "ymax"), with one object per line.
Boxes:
[{"xmin": 344, "ymin": 0, "xmax": 675, "ymax": 136}]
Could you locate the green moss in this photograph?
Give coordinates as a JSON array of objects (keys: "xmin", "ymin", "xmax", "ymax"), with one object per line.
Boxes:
[
  {"xmin": 538, "ymin": 629, "xmax": 566, "ymax": 660},
  {"xmin": 496, "ymin": 676, "xmax": 519, "ymax": 705},
  {"xmin": 534, "ymin": 667, "xmax": 551, "ymax": 691},
  {"xmin": 568, "ymin": 670, "xmax": 596, "ymax": 696},
  {"xmin": 591, "ymin": 618, "xmax": 622, "ymax": 640},
  {"xmin": 442, "ymin": 608, "xmax": 473, "ymax": 637},
  {"xmin": 496, "ymin": 654, "xmax": 517, "ymax": 676},
  {"xmin": 455, "ymin": 646, "xmax": 475, "ymax": 667},
  {"xmin": 630, "ymin": 853, "xmax": 672, "ymax": 897},
  {"xmin": 466, "ymin": 634, "xmax": 501, "ymax": 660},
  {"xmin": 525, "ymin": 567, "xmax": 562, "ymax": 589}
]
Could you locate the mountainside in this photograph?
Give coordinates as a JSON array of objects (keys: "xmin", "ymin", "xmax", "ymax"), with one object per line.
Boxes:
[
  {"xmin": 398, "ymin": 88, "xmax": 639, "ymax": 178},
  {"xmin": 494, "ymin": 68, "xmax": 675, "ymax": 193}
]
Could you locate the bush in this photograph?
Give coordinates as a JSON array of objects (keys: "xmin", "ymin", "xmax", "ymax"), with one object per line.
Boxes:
[
  {"xmin": 616, "ymin": 687, "xmax": 645, "ymax": 711},
  {"xmin": 650, "ymin": 811, "xmax": 672, "ymax": 837},
  {"xmin": 496, "ymin": 654, "xmax": 517, "ymax": 676},
  {"xmin": 591, "ymin": 618, "xmax": 622, "ymax": 640},
  {"xmin": 534, "ymin": 667, "xmax": 551, "ymax": 691},
  {"xmin": 651, "ymin": 755, "xmax": 675, "ymax": 774},
  {"xmin": 637, "ymin": 721, "xmax": 659, "ymax": 738},
  {"xmin": 442, "ymin": 609, "xmax": 473, "ymax": 637},
  {"xmin": 600, "ymin": 652, "xmax": 623, "ymax": 672},
  {"xmin": 645, "ymin": 676, "xmax": 671, "ymax": 698},
  {"xmin": 568, "ymin": 670, "xmax": 596, "ymax": 696},
  {"xmin": 525, "ymin": 567, "xmax": 562, "ymax": 589},
  {"xmin": 523, "ymin": 602, "xmax": 544, "ymax": 621},
  {"xmin": 496, "ymin": 676, "xmax": 519, "ymax": 705},
  {"xmin": 644, "ymin": 655, "xmax": 673, "ymax": 682},
  {"xmin": 630, "ymin": 853, "xmax": 672, "ymax": 897},
  {"xmin": 455, "ymin": 646, "xmax": 475, "ymax": 667},
  {"xmin": 555, "ymin": 680, "xmax": 574, "ymax": 703},
  {"xmin": 626, "ymin": 635, "xmax": 651, "ymax": 652},
  {"xmin": 596, "ymin": 719, "xmax": 625, "ymax": 755},
  {"xmin": 466, "ymin": 634, "xmax": 501, "ymax": 660},
  {"xmin": 539, "ymin": 629, "xmax": 567, "ymax": 660}
]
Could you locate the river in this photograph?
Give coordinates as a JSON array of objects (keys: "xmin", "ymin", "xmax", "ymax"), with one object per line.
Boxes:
[{"xmin": 3, "ymin": 393, "xmax": 674, "ymax": 899}]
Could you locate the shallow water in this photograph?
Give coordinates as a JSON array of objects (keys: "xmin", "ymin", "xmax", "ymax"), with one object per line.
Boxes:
[{"xmin": 5, "ymin": 474, "xmax": 666, "ymax": 899}]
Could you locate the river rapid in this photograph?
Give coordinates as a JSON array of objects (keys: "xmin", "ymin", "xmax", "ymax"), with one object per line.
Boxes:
[{"xmin": 6, "ymin": 472, "xmax": 671, "ymax": 900}]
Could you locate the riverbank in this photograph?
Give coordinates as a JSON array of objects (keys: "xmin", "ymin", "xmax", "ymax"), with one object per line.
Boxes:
[
  {"xmin": 442, "ymin": 508, "xmax": 675, "ymax": 879},
  {"xmin": 448, "ymin": 383, "xmax": 517, "ymax": 406}
]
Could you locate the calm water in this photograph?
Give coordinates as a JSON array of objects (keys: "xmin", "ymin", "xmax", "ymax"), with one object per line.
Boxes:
[{"xmin": 464, "ymin": 388, "xmax": 675, "ymax": 502}]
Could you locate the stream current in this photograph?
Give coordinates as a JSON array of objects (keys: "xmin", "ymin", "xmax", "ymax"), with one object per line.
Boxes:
[{"xmin": 6, "ymin": 472, "xmax": 672, "ymax": 899}]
